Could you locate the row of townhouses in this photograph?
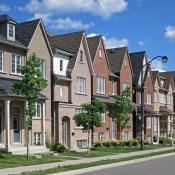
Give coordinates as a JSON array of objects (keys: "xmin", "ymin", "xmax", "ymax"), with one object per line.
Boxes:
[{"xmin": 0, "ymin": 14, "xmax": 174, "ymax": 154}]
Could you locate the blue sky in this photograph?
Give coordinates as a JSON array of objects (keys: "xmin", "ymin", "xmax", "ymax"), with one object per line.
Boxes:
[{"xmin": 0, "ymin": 0, "xmax": 174, "ymax": 71}]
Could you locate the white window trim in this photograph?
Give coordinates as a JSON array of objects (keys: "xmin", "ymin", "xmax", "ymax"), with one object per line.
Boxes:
[
  {"xmin": 96, "ymin": 76, "xmax": 105, "ymax": 94},
  {"xmin": 33, "ymin": 132, "xmax": 42, "ymax": 145},
  {"xmin": 0, "ymin": 50, "xmax": 3, "ymax": 72},
  {"xmin": 147, "ymin": 93, "xmax": 152, "ymax": 105},
  {"xmin": 40, "ymin": 59, "xmax": 46, "ymax": 78},
  {"xmin": 77, "ymin": 77, "xmax": 86, "ymax": 94},
  {"xmin": 75, "ymin": 108, "xmax": 85, "ymax": 129},
  {"xmin": 147, "ymin": 117, "xmax": 151, "ymax": 129},
  {"xmin": 101, "ymin": 112, "xmax": 106, "ymax": 122},
  {"xmin": 33, "ymin": 102, "xmax": 42, "ymax": 119},
  {"xmin": 7, "ymin": 23, "xmax": 15, "ymax": 41},
  {"xmin": 11, "ymin": 54, "xmax": 22, "ymax": 75}
]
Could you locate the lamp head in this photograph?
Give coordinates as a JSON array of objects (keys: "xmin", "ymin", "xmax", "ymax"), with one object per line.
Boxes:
[{"xmin": 161, "ymin": 56, "xmax": 168, "ymax": 63}]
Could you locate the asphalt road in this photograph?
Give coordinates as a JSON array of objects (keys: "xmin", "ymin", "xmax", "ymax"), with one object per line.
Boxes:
[{"xmin": 78, "ymin": 155, "xmax": 175, "ymax": 175}]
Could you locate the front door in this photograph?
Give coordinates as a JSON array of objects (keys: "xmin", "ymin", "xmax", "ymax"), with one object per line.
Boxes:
[
  {"xmin": 13, "ymin": 116, "xmax": 20, "ymax": 143},
  {"xmin": 0, "ymin": 114, "xmax": 2, "ymax": 143},
  {"xmin": 62, "ymin": 117, "xmax": 70, "ymax": 148}
]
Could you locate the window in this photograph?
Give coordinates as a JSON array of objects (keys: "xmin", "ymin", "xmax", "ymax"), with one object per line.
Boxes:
[
  {"xmin": 33, "ymin": 132, "xmax": 41, "ymax": 145},
  {"xmin": 0, "ymin": 50, "xmax": 3, "ymax": 71},
  {"xmin": 138, "ymin": 92, "xmax": 141, "ymax": 104},
  {"xmin": 35, "ymin": 103, "xmax": 42, "ymax": 118},
  {"xmin": 79, "ymin": 50, "xmax": 84, "ymax": 63},
  {"xmin": 147, "ymin": 117, "xmax": 151, "ymax": 128},
  {"xmin": 168, "ymin": 94, "xmax": 171, "ymax": 105},
  {"xmin": 77, "ymin": 140, "xmax": 87, "ymax": 149},
  {"xmin": 7, "ymin": 24, "xmax": 15, "ymax": 40},
  {"xmin": 77, "ymin": 77, "xmax": 86, "ymax": 94},
  {"xmin": 98, "ymin": 133, "xmax": 105, "ymax": 142},
  {"xmin": 112, "ymin": 81, "xmax": 115, "ymax": 95},
  {"xmin": 154, "ymin": 91, "xmax": 158, "ymax": 102},
  {"xmin": 75, "ymin": 108, "xmax": 85, "ymax": 128},
  {"xmin": 12, "ymin": 54, "xmax": 21, "ymax": 74},
  {"xmin": 159, "ymin": 92, "xmax": 166, "ymax": 104},
  {"xmin": 101, "ymin": 112, "xmax": 106, "ymax": 122},
  {"xmin": 147, "ymin": 93, "xmax": 152, "ymax": 105},
  {"xmin": 39, "ymin": 60, "xmax": 45, "ymax": 78},
  {"xmin": 160, "ymin": 79, "xmax": 165, "ymax": 87},
  {"xmin": 99, "ymin": 49, "xmax": 103, "ymax": 58},
  {"xmin": 60, "ymin": 59, "xmax": 63, "ymax": 71},
  {"xmin": 123, "ymin": 83, "xmax": 129, "ymax": 91},
  {"xmin": 96, "ymin": 76, "xmax": 105, "ymax": 94},
  {"xmin": 60, "ymin": 85, "xmax": 63, "ymax": 98}
]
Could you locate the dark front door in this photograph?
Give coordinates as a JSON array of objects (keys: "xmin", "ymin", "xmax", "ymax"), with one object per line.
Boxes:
[{"xmin": 13, "ymin": 116, "xmax": 20, "ymax": 143}]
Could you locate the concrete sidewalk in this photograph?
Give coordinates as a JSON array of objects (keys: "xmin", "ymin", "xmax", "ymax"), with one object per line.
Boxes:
[{"xmin": 0, "ymin": 147, "xmax": 175, "ymax": 175}]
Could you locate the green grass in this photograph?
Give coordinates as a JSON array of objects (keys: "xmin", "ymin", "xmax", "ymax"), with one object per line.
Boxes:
[{"xmin": 19, "ymin": 149, "xmax": 175, "ymax": 175}]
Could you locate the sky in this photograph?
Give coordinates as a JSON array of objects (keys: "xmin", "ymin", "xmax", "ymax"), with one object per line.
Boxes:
[{"xmin": 0, "ymin": 0, "xmax": 174, "ymax": 72}]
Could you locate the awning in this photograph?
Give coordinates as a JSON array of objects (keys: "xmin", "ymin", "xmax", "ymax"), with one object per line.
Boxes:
[{"xmin": 0, "ymin": 77, "xmax": 47, "ymax": 100}]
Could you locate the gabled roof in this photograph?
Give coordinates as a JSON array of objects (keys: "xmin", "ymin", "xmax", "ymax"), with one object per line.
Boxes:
[
  {"xmin": 86, "ymin": 35, "xmax": 101, "ymax": 62},
  {"xmin": 152, "ymin": 71, "xmax": 159, "ymax": 84},
  {"xmin": 0, "ymin": 14, "xmax": 16, "ymax": 23},
  {"xmin": 48, "ymin": 31, "xmax": 84, "ymax": 70},
  {"xmin": 106, "ymin": 47, "xmax": 127, "ymax": 74},
  {"xmin": 164, "ymin": 71, "xmax": 175, "ymax": 88},
  {"xmin": 129, "ymin": 51, "xmax": 146, "ymax": 86},
  {"xmin": 16, "ymin": 19, "xmax": 40, "ymax": 47}
]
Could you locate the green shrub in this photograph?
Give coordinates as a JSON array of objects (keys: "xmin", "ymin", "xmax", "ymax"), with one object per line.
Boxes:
[
  {"xmin": 153, "ymin": 135, "xmax": 158, "ymax": 142},
  {"xmin": 103, "ymin": 141, "xmax": 111, "ymax": 147},
  {"xmin": 125, "ymin": 140, "xmax": 133, "ymax": 147},
  {"xmin": 132, "ymin": 139, "xmax": 139, "ymax": 146},
  {"xmin": 94, "ymin": 141, "xmax": 102, "ymax": 148},
  {"xmin": 144, "ymin": 140, "xmax": 149, "ymax": 145},
  {"xmin": 159, "ymin": 137, "xmax": 171, "ymax": 145},
  {"xmin": 135, "ymin": 136, "xmax": 141, "ymax": 144},
  {"xmin": 51, "ymin": 143, "xmax": 67, "ymax": 153}
]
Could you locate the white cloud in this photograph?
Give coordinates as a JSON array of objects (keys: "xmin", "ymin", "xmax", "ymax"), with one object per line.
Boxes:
[
  {"xmin": 50, "ymin": 17, "xmax": 94, "ymax": 30},
  {"xmin": 21, "ymin": 0, "xmax": 128, "ymax": 20},
  {"xmin": 87, "ymin": 33, "xmax": 98, "ymax": 37},
  {"xmin": 165, "ymin": 25, "xmax": 175, "ymax": 41},
  {"xmin": 103, "ymin": 36, "xmax": 128, "ymax": 49},
  {"xmin": 0, "ymin": 4, "xmax": 11, "ymax": 13},
  {"xmin": 138, "ymin": 41, "xmax": 145, "ymax": 47},
  {"xmin": 151, "ymin": 60, "xmax": 166, "ymax": 72}
]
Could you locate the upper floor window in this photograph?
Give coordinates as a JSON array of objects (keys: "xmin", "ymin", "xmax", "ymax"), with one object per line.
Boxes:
[
  {"xmin": 147, "ymin": 93, "xmax": 152, "ymax": 105},
  {"xmin": 112, "ymin": 81, "xmax": 115, "ymax": 95},
  {"xmin": 79, "ymin": 50, "xmax": 84, "ymax": 63},
  {"xmin": 160, "ymin": 79, "xmax": 165, "ymax": 87},
  {"xmin": 12, "ymin": 54, "xmax": 21, "ymax": 74},
  {"xmin": 0, "ymin": 50, "xmax": 3, "ymax": 71},
  {"xmin": 96, "ymin": 76, "xmax": 105, "ymax": 94},
  {"xmin": 168, "ymin": 94, "xmax": 171, "ymax": 105},
  {"xmin": 154, "ymin": 91, "xmax": 158, "ymax": 102},
  {"xmin": 7, "ymin": 24, "xmax": 15, "ymax": 41},
  {"xmin": 123, "ymin": 83, "xmax": 130, "ymax": 91},
  {"xmin": 99, "ymin": 49, "xmax": 103, "ymax": 58},
  {"xmin": 159, "ymin": 92, "xmax": 166, "ymax": 104},
  {"xmin": 35, "ymin": 102, "xmax": 42, "ymax": 118},
  {"xmin": 138, "ymin": 92, "xmax": 141, "ymax": 104},
  {"xmin": 77, "ymin": 77, "xmax": 86, "ymax": 94},
  {"xmin": 147, "ymin": 117, "xmax": 151, "ymax": 128},
  {"xmin": 39, "ymin": 59, "xmax": 45, "ymax": 78},
  {"xmin": 60, "ymin": 59, "xmax": 63, "ymax": 71},
  {"xmin": 101, "ymin": 112, "xmax": 106, "ymax": 122}
]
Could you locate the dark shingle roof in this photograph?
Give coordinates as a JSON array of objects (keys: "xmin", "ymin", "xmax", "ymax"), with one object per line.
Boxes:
[
  {"xmin": 16, "ymin": 19, "xmax": 40, "ymax": 47},
  {"xmin": 0, "ymin": 14, "xmax": 16, "ymax": 23},
  {"xmin": 86, "ymin": 35, "xmax": 101, "ymax": 62},
  {"xmin": 106, "ymin": 47, "xmax": 127, "ymax": 74},
  {"xmin": 0, "ymin": 77, "xmax": 47, "ymax": 99},
  {"xmin": 48, "ymin": 31, "xmax": 84, "ymax": 70},
  {"xmin": 159, "ymin": 72, "xmax": 174, "ymax": 90},
  {"xmin": 165, "ymin": 71, "xmax": 175, "ymax": 87},
  {"xmin": 152, "ymin": 71, "xmax": 159, "ymax": 84},
  {"xmin": 129, "ymin": 51, "xmax": 146, "ymax": 86}
]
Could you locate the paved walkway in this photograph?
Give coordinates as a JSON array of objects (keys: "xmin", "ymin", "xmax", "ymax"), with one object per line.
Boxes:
[{"xmin": 0, "ymin": 147, "xmax": 175, "ymax": 175}]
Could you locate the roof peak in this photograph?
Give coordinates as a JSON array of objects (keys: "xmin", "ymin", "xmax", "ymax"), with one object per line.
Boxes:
[{"xmin": 0, "ymin": 14, "xmax": 16, "ymax": 23}]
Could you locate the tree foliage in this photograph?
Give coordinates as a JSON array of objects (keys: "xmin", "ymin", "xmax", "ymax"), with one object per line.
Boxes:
[{"xmin": 74, "ymin": 100, "xmax": 106, "ymax": 147}]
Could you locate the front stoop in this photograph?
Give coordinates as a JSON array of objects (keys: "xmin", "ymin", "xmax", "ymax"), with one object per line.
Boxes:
[{"xmin": 8, "ymin": 146, "xmax": 50, "ymax": 155}]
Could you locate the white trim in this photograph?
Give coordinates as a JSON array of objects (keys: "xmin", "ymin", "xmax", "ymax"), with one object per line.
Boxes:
[
  {"xmin": 0, "ymin": 50, "xmax": 4, "ymax": 72},
  {"xmin": 7, "ymin": 23, "xmax": 15, "ymax": 41},
  {"xmin": 11, "ymin": 54, "xmax": 22, "ymax": 75}
]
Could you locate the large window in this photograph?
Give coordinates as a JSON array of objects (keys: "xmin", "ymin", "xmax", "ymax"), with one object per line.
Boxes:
[
  {"xmin": 77, "ymin": 140, "xmax": 87, "ymax": 149},
  {"xmin": 147, "ymin": 93, "xmax": 152, "ymax": 105},
  {"xmin": 77, "ymin": 77, "xmax": 86, "ymax": 94},
  {"xmin": 159, "ymin": 92, "xmax": 166, "ymax": 104},
  {"xmin": 98, "ymin": 132, "xmax": 105, "ymax": 142},
  {"xmin": 35, "ymin": 103, "xmax": 42, "ymax": 118},
  {"xmin": 39, "ymin": 59, "xmax": 45, "ymax": 78},
  {"xmin": 146, "ymin": 117, "xmax": 151, "ymax": 129},
  {"xmin": 33, "ymin": 132, "xmax": 41, "ymax": 145},
  {"xmin": 12, "ymin": 54, "xmax": 21, "ymax": 74},
  {"xmin": 96, "ymin": 76, "xmax": 105, "ymax": 94},
  {"xmin": 0, "ymin": 50, "xmax": 3, "ymax": 71},
  {"xmin": 112, "ymin": 81, "xmax": 115, "ymax": 95}
]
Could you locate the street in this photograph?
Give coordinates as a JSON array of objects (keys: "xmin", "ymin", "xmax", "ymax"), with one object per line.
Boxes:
[{"xmin": 78, "ymin": 155, "xmax": 175, "ymax": 175}]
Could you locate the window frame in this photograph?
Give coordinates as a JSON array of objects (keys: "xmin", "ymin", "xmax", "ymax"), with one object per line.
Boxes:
[
  {"xmin": 0, "ymin": 50, "xmax": 3, "ymax": 72},
  {"xmin": 146, "ymin": 117, "xmax": 151, "ymax": 129},
  {"xmin": 147, "ymin": 93, "xmax": 152, "ymax": 105},
  {"xmin": 39, "ymin": 59, "xmax": 46, "ymax": 78},
  {"xmin": 77, "ymin": 77, "xmax": 86, "ymax": 94},
  {"xmin": 11, "ymin": 54, "xmax": 22, "ymax": 75},
  {"xmin": 96, "ymin": 76, "xmax": 105, "ymax": 94},
  {"xmin": 101, "ymin": 112, "xmax": 106, "ymax": 122},
  {"xmin": 7, "ymin": 23, "xmax": 15, "ymax": 41},
  {"xmin": 33, "ymin": 132, "xmax": 42, "ymax": 145},
  {"xmin": 34, "ymin": 102, "xmax": 42, "ymax": 119}
]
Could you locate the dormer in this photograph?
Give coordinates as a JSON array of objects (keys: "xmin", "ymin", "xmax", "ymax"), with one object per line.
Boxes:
[
  {"xmin": 0, "ymin": 14, "xmax": 16, "ymax": 41},
  {"xmin": 160, "ymin": 76, "xmax": 166, "ymax": 88}
]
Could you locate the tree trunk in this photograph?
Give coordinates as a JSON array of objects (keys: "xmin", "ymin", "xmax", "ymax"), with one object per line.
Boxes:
[
  {"xmin": 87, "ymin": 131, "xmax": 90, "ymax": 153},
  {"xmin": 91, "ymin": 127, "xmax": 94, "ymax": 148},
  {"xmin": 120, "ymin": 128, "xmax": 123, "ymax": 148},
  {"xmin": 26, "ymin": 128, "xmax": 29, "ymax": 160}
]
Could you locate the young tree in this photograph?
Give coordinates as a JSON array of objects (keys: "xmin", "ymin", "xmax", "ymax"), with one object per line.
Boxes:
[
  {"xmin": 74, "ymin": 100, "xmax": 106, "ymax": 148},
  {"xmin": 112, "ymin": 87, "xmax": 136, "ymax": 146},
  {"xmin": 12, "ymin": 53, "xmax": 48, "ymax": 160}
]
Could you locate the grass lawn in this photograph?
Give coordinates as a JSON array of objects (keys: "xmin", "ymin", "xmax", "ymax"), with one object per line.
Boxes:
[
  {"xmin": 19, "ymin": 149, "xmax": 175, "ymax": 175},
  {"xmin": 0, "ymin": 144, "xmax": 169, "ymax": 169}
]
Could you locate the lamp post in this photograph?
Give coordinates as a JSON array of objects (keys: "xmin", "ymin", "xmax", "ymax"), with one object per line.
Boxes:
[{"xmin": 140, "ymin": 56, "xmax": 168, "ymax": 150}]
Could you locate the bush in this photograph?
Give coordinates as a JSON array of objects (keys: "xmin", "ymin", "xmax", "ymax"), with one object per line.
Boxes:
[
  {"xmin": 144, "ymin": 140, "xmax": 149, "ymax": 145},
  {"xmin": 153, "ymin": 135, "xmax": 158, "ymax": 142},
  {"xmin": 94, "ymin": 141, "xmax": 102, "ymax": 148},
  {"xmin": 51, "ymin": 143, "xmax": 67, "ymax": 153},
  {"xmin": 135, "ymin": 136, "xmax": 141, "ymax": 144},
  {"xmin": 103, "ymin": 141, "xmax": 111, "ymax": 147},
  {"xmin": 159, "ymin": 137, "xmax": 171, "ymax": 145},
  {"xmin": 132, "ymin": 139, "xmax": 139, "ymax": 146},
  {"xmin": 125, "ymin": 140, "xmax": 133, "ymax": 147}
]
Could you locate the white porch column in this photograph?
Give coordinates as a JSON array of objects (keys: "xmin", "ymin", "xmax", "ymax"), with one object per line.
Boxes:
[
  {"xmin": 5, "ymin": 99, "xmax": 10, "ymax": 150},
  {"xmin": 42, "ymin": 103, "xmax": 46, "ymax": 146}
]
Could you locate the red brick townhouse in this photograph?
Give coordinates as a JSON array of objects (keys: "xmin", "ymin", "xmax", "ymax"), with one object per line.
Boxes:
[
  {"xmin": 87, "ymin": 35, "xmax": 118, "ymax": 142},
  {"xmin": 48, "ymin": 31, "xmax": 94, "ymax": 150},
  {"xmin": 130, "ymin": 52, "xmax": 159, "ymax": 143},
  {"xmin": 106, "ymin": 47, "xmax": 133, "ymax": 141}
]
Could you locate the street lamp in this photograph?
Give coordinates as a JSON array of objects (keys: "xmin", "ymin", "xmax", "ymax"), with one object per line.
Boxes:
[{"xmin": 140, "ymin": 56, "xmax": 168, "ymax": 150}]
